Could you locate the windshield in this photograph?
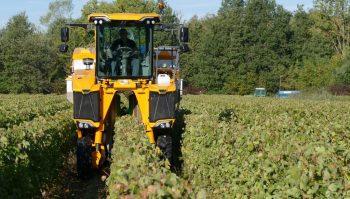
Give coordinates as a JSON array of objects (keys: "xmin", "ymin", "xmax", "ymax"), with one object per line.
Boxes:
[{"xmin": 96, "ymin": 24, "xmax": 153, "ymax": 79}]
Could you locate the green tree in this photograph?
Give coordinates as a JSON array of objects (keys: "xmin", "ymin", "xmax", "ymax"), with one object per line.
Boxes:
[
  {"xmin": 40, "ymin": 0, "xmax": 90, "ymax": 92},
  {"xmin": 81, "ymin": 0, "xmax": 170, "ymax": 19},
  {"xmin": 288, "ymin": 57, "xmax": 336, "ymax": 89},
  {"xmin": 181, "ymin": 15, "xmax": 203, "ymax": 86},
  {"xmin": 184, "ymin": 0, "xmax": 293, "ymax": 94},
  {"xmin": 312, "ymin": 0, "xmax": 350, "ymax": 56},
  {"xmin": 0, "ymin": 13, "xmax": 60, "ymax": 93},
  {"xmin": 219, "ymin": 0, "xmax": 244, "ymax": 14},
  {"xmin": 335, "ymin": 48, "xmax": 350, "ymax": 84},
  {"xmin": 40, "ymin": 0, "xmax": 73, "ymax": 26}
]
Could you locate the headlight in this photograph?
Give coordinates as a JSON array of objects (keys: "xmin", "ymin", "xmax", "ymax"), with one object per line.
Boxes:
[
  {"xmin": 77, "ymin": 122, "xmax": 94, "ymax": 129},
  {"xmin": 155, "ymin": 121, "xmax": 172, "ymax": 129}
]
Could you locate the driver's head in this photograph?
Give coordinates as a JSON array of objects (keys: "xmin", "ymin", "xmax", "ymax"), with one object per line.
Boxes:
[{"xmin": 119, "ymin": 29, "xmax": 128, "ymax": 40}]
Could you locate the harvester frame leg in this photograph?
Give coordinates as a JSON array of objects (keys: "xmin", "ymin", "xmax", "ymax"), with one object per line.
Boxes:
[{"xmin": 77, "ymin": 135, "xmax": 92, "ymax": 178}]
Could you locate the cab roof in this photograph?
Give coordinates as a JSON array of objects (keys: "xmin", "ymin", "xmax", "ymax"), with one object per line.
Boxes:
[{"xmin": 88, "ymin": 13, "xmax": 160, "ymax": 22}]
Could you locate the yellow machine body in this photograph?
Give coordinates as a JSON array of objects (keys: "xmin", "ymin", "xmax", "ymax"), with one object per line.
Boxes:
[{"xmin": 66, "ymin": 13, "xmax": 182, "ymax": 168}]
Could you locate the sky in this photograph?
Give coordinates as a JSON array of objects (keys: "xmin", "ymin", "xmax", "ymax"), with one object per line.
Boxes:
[{"xmin": 0, "ymin": 0, "xmax": 314, "ymax": 29}]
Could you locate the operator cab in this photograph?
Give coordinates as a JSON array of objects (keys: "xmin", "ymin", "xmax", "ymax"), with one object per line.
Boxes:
[{"xmin": 89, "ymin": 13, "xmax": 160, "ymax": 80}]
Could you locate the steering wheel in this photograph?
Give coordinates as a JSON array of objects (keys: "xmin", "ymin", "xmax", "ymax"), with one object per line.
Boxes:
[{"xmin": 115, "ymin": 46, "xmax": 133, "ymax": 59}]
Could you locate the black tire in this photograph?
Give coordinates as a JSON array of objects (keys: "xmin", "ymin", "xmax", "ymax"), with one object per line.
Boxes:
[
  {"xmin": 157, "ymin": 134, "xmax": 173, "ymax": 160},
  {"xmin": 77, "ymin": 136, "xmax": 92, "ymax": 179}
]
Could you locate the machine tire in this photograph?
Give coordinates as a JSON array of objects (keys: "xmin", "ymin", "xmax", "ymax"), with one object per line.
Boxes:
[
  {"xmin": 77, "ymin": 136, "xmax": 92, "ymax": 179},
  {"xmin": 156, "ymin": 134, "xmax": 173, "ymax": 160}
]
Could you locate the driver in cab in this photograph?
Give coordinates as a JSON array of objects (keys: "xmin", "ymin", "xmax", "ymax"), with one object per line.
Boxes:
[
  {"xmin": 112, "ymin": 29, "xmax": 137, "ymax": 53},
  {"xmin": 111, "ymin": 29, "xmax": 139, "ymax": 76}
]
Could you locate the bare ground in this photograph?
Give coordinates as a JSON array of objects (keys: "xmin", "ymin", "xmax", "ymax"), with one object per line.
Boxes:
[{"xmin": 42, "ymin": 152, "xmax": 109, "ymax": 199}]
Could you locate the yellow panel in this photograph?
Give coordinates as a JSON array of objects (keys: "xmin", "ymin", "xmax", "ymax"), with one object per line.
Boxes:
[
  {"xmin": 101, "ymin": 88, "xmax": 117, "ymax": 121},
  {"xmin": 133, "ymin": 88, "xmax": 156, "ymax": 143},
  {"xmin": 72, "ymin": 70, "xmax": 96, "ymax": 91},
  {"xmin": 149, "ymin": 83, "xmax": 177, "ymax": 93},
  {"xmin": 88, "ymin": 13, "xmax": 160, "ymax": 22},
  {"xmin": 113, "ymin": 80, "xmax": 137, "ymax": 90},
  {"xmin": 72, "ymin": 48, "xmax": 96, "ymax": 60}
]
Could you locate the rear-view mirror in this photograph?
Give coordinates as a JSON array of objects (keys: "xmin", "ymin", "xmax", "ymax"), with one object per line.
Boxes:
[
  {"xmin": 59, "ymin": 44, "xmax": 68, "ymax": 53},
  {"xmin": 180, "ymin": 43, "xmax": 190, "ymax": 53},
  {"xmin": 61, "ymin": 27, "xmax": 69, "ymax": 42},
  {"xmin": 180, "ymin": 27, "xmax": 189, "ymax": 43}
]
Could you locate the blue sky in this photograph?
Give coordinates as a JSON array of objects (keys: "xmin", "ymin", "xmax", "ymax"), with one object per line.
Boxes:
[{"xmin": 0, "ymin": 0, "xmax": 314, "ymax": 29}]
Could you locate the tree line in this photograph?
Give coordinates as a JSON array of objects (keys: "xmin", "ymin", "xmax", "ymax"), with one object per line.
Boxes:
[
  {"xmin": 0, "ymin": 0, "xmax": 349, "ymax": 95},
  {"xmin": 183, "ymin": 0, "xmax": 350, "ymax": 94}
]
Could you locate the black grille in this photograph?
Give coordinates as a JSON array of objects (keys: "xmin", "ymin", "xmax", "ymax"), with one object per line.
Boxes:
[
  {"xmin": 149, "ymin": 92, "xmax": 176, "ymax": 122},
  {"xmin": 73, "ymin": 91, "xmax": 100, "ymax": 122}
]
